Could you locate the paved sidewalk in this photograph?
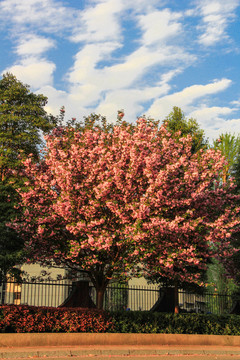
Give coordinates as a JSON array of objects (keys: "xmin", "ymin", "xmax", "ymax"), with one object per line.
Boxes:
[
  {"xmin": 1, "ymin": 345, "xmax": 240, "ymax": 359},
  {"xmin": 1, "ymin": 334, "xmax": 240, "ymax": 359}
]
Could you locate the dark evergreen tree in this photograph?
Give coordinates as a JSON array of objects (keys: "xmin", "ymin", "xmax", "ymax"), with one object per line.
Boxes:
[{"xmin": 0, "ymin": 73, "xmax": 57, "ymax": 281}]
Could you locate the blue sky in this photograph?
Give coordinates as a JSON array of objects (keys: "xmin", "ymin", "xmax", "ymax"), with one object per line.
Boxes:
[{"xmin": 0, "ymin": 0, "xmax": 240, "ymax": 141}]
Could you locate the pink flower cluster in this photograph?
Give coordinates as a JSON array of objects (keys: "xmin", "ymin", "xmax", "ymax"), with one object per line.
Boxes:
[{"xmin": 12, "ymin": 118, "xmax": 240, "ymax": 291}]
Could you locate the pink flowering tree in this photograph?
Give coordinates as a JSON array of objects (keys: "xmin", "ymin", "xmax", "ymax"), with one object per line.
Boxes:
[{"xmin": 13, "ymin": 117, "xmax": 240, "ymax": 309}]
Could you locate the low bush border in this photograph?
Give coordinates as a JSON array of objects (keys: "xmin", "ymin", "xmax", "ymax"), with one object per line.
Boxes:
[
  {"xmin": 0, "ymin": 305, "xmax": 114, "ymax": 333},
  {"xmin": 110, "ymin": 311, "xmax": 240, "ymax": 335},
  {"xmin": 1, "ymin": 305, "xmax": 240, "ymax": 335}
]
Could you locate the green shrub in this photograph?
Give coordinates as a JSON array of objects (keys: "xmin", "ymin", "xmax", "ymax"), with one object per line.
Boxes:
[
  {"xmin": 110, "ymin": 311, "xmax": 240, "ymax": 335},
  {"xmin": 1, "ymin": 305, "xmax": 240, "ymax": 334}
]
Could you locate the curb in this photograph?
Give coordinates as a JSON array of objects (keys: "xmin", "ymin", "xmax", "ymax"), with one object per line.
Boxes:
[
  {"xmin": 1, "ymin": 333, "xmax": 240, "ymax": 347},
  {"xmin": 1, "ymin": 346, "xmax": 240, "ymax": 359}
]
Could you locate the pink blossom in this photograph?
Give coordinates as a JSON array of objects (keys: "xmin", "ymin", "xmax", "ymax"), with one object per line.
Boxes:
[{"xmin": 11, "ymin": 117, "xmax": 240, "ymax": 307}]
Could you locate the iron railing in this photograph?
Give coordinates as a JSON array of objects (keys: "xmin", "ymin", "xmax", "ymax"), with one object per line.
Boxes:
[
  {"xmin": 0, "ymin": 280, "xmax": 74, "ymax": 307},
  {"xmin": 0, "ymin": 280, "xmax": 237, "ymax": 315},
  {"xmin": 178, "ymin": 289, "xmax": 234, "ymax": 315},
  {"xmin": 90, "ymin": 284, "xmax": 160, "ymax": 311}
]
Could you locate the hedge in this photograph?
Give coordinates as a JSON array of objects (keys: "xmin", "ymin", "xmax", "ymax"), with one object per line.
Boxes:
[
  {"xmin": 1, "ymin": 305, "xmax": 240, "ymax": 334},
  {"xmin": 0, "ymin": 305, "xmax": 114, "ymax": 333},
  {"xmin": 110, "ymin": 311, "xmax": 240, "ymax": 335}
]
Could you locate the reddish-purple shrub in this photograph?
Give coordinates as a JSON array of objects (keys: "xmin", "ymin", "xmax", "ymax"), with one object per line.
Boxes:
[{"xmin": 0, "ymin": 305, "xmax": 114, "ymax": 333}]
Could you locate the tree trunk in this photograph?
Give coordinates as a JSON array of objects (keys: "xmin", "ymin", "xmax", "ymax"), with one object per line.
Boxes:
[
  {"xmin": 91, "ymin": 271, "xmax": 109, "ymax": 310},
  {"xmin": 174, "ymin": 285, "xmax": 179, "ymax": 314},
  {"xmin": 96, "ymin": 287, "xmax": 106, "ymax": 310}
]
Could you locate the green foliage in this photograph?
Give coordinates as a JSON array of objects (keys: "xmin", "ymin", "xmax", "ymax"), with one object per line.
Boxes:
[
  {"xmin": 0, "ymin": 73, "xmax": 57, "ymax": 280},
  {"xmin": 206, "ymin": 258, "xmax": 238, "ymax": 296},
  {"xmin": 233, "ymin": 150, "xmax": 240, "ymax": 192},
  {"xmin": 0, "ymin": 182, "xmax": 24, "ymax": 281},
  {"xmin": 110, "ymin": 311, "xmax": 240, "ymax": 335},
  {"xmin": 163, "ymin": 106, "xmax": 208, "ymax": 153},
  {"xmin": 1, "ymin": 305, "xmax": 240, "ymax": 334},
  {"xmin": 211, "ymin": 133, "xmax": 240, "ymax": 292},
  {"xmin": 102, "ymin": 283, "xmax": 129, "ymax": 311},
  {"xmin": 0, "ymin": 73, "xmax": 57, "ymax": 177},
  {"xmin": 213, "ymin": 132, "xmax": 240, "ymax": 184}
]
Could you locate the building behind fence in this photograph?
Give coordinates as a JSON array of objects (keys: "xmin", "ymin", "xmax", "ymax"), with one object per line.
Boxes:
[
  {"xmin": 0, "ymin": 280, "xmax": 73, "ymax": 308},
  {"xmin": 0, "ymin": 280, "xmax": 236, "ymax": 315}
]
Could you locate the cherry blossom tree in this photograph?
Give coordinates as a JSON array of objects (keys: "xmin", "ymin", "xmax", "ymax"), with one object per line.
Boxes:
[
  {"xmin": 150, "ymin": 107, "xmax": 209, "ymax": 302},
  {"xmin": 13, "ymin": 117, "xmax": 240, "ymax": 309}
]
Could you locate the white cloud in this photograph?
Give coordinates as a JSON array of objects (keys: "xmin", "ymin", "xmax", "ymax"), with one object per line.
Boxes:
[
  {"xmin": 93, "ymin": 69, "xmax": 183, "ymax": 121},
  {"xmin": 1, "ymin": 0, "xmax": 239, "ymax": 143},
  {"xmin": 219, "ymin": 118, "xmax": 240, "ymax": 135},
  {"xmin": 39, "ymin": 67, "xmax": 176, "ymax": 124},
  {"xmin": 68, "ymin": 42, "xmax": 121, "ymax": 84},
  {"xmin": 37, "ymin": 85, "xmax": 88, "ymax": 122},
  {"xmin": 196, "ymin": 0, "xmax": 240, "ymax": 46},
  {"xmin": 0, "ymin": 0, "xmax": 78, "ymax": 33},
  {"xmin": 138, "ymin": 9, "xmax": 183, "ymax": 46},
  {"xmin": 15, "ymin": 35, "xmax": 55, "ymax": 57},
  {"xmin": 96, "ymin": 83, "xmax": 171, "ymax": 121},
  {"xmin": 231, "ymin": 100, "xmax": 240, "ymax": 107},
  {"xmin": 65, "ymin": 48, "xmax": 192, "ymax": 122},
  {"xmin": 147, "ymin": 78, "xmax": 232, "ymax": 119},
  {"xmin": 36, "ymin": 85, "xmax": 68, "ymax": 114},
  {"xmin": 189, "ymin": 106, "xmax": 235, "ymax": 124},
  {"xmin": 90, "ymin": 0, "xmax": 165, "ymax": 14},
  {"xmin": 68, "ymin": 42, "xmax": 194, "ymax": 106},
  {"xmin": 66, "ymin": 68, "xmax": 179, "ymax": 122},
  {"xmin": 70, "ymin": 0, "xmax": 124, "ymax": 43},
  {"xmin": 0, "ymin": 0, "xmax": 81, "ymax": 38},
  {"xmin": 207, "ymin": 118, "xmax": 240, "ymax": 141},
  {"xmin": 103, "ymin": 45, "xmax": 192, "ymax": 86},
  {"xmin": 188, "ymin": 105, "xmax": 240, "ymax": 141},
  {"xmin": 4, "ymin": 59, "xmax": 56, "ymax": 89},
  {"xmin": 1, "ymin": 0, "xmax": 193, "ymax": 123}
]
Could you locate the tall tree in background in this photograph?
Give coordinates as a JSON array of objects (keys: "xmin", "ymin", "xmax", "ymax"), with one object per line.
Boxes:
[
  {"xmin": 164, "ymin": 106, "xmax": 208, "ymax": 153},
  {"xmin": 213, "ymin": 133, "xmax": 240, "ymax": 184},
  {"xmin": 210, "ymin": 133, "xmax": 240, "ymax": 293},
  {"xmin": 231, "ymin": 151, "xmax": 240, "ymax": 288},
  {"xmin": 0, "ymin": 73, "xmax": 57, "ymax": 281},
  {"xmin": 234, "ymin": 152, "xmax": 240, "ymax": 193},
  {"xmin": 12, "ymin": 117, "xmax": 239, "ymax": 309}
]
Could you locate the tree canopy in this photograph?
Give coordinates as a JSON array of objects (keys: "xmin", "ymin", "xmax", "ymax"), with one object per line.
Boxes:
[
  {"xmin": 12, "ymin": 116, "xmax": 240, "ymax": 308},
  {"xmin": 151, "ymin": 107, "xmax": 209, "ymax": 292},
  {"xmin": 0, "ymin": 73, "xmax": 57, "ymax": 180},
  {"xmin": 213, "ymin": 133, "xmax": 240, "ymax": 185},
  {"xmin": 211, "ymin": 132, "xmax": 240, "ymax": 290},
  {"xmin": 0, "ymin": 73, "xmax": 57, "ymax": 280},
  {"xmin": 164, "ymin": 106, "xmax": 208, "ymax": 153}
]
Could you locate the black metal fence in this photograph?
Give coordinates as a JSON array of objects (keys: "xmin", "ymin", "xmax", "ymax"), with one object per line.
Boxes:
[
  {"xmin": 0, "ymin": 280, "xmax": 74, "ymax": 307},
  {"xmin": 178, "ymin": 289, "xmax": 234, "ymax": 315},
  {"xmin": 90, "ymin": 284, "xmax": 160, "ymax": 311},
  {"xmin": 0, "ymin": 280, "xmax": 236, "ymax": 315}
]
